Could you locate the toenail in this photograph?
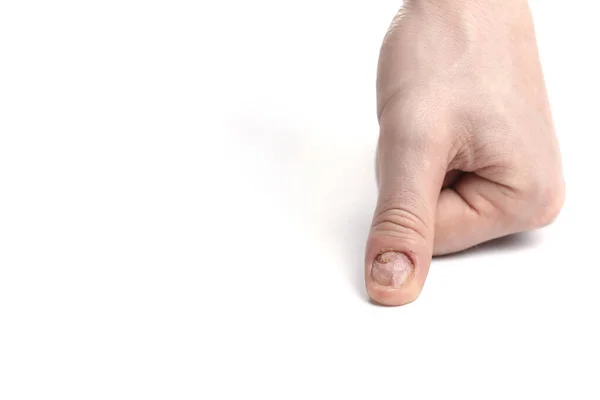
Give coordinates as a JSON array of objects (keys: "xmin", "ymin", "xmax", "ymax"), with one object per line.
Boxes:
[{"xmin": 371, "ymin": 251, "xmax": 414, "ymax": 288}]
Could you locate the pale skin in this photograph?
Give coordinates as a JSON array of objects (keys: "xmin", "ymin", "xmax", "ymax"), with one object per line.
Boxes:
[{"xmin": 366, "ymin": 0, "xmax": 565, "ymax": 306}]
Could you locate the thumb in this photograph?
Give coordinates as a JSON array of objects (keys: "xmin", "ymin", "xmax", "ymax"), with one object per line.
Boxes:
[{"xmin": 366, "ymin": 126, "xmax": 448, "ymax": 306}]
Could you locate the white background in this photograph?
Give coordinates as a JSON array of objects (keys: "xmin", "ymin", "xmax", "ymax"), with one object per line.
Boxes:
[{"xmin": 1, "ymin": 1, "xmax": 599, "ymax": 399}]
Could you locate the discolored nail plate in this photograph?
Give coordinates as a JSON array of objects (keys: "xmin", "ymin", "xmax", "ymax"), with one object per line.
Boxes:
[{"xmin": 371, "ymin": 251, "xmax": 414, "ymax": 288}]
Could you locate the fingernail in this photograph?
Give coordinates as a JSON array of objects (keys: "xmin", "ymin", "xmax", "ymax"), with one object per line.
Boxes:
[{"xmin": 371, "ymin": 252, "xmax": 414, "ymax": 288}]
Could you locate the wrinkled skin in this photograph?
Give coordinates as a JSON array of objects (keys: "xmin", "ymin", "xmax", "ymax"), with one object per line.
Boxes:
[{"xmin": 365, "ymin": 0, "xmax": 565, "ymax": 306}]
